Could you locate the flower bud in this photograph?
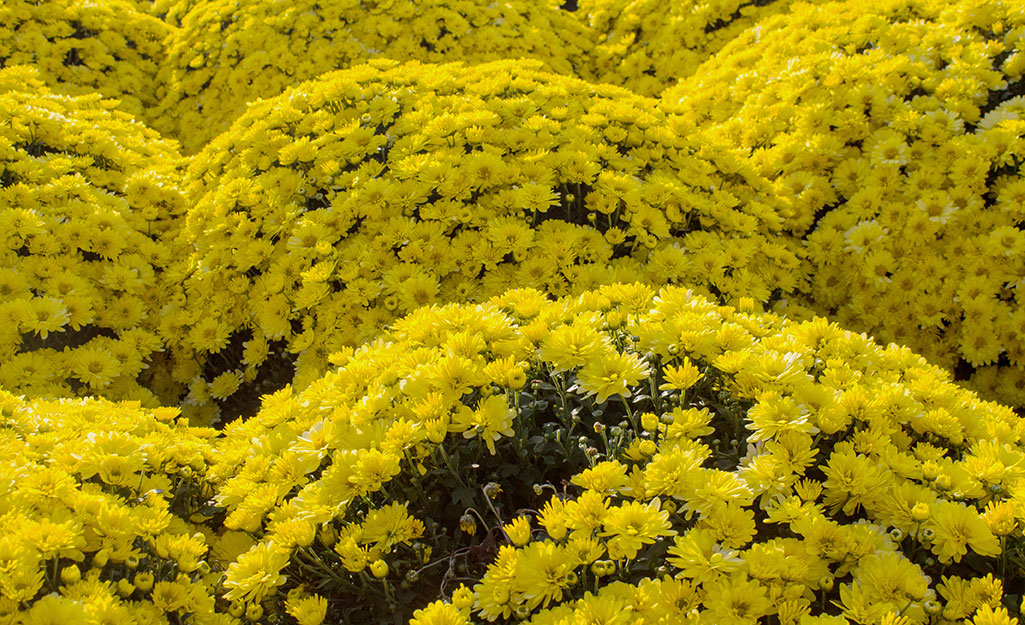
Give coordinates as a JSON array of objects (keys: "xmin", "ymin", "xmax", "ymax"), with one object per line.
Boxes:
[
  {"xmin": 320, "ymin": 524, "xmax": 337, "ymax": 547},
  {"xmin": 370, "ymin": 559, "xmax": 389, "ymax": 578},
  {"xmin": 134, "ymin": 572, "xmax": 154, "ymax": 592},
  {"xmin": 61, "ymin": 565, "xmax": 81, "ymax": 584},
  {"xmin": 452, "ymin": 585, "xmax": 475, "ymax": 610}
]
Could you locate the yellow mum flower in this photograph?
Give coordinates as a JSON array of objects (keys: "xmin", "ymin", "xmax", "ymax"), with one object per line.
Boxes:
[
  {"xmin": 926, "ymin": 500, "xmax": 1002, "ymax": 564},
  {"xmin": 504, "ymin": 516, "xmax": 532, "ymax": 547},
  {"xmin": 515, "ymin": 541, "xmax": 578, "ymax": 610},
  {"xmin": 658, "ymin": 357, "xmax": 704, "ymax": 392},
  {"xmin": 539, "ymin": 322, "xmax": 611, "ymax": 373},
  {"xmin": 457, "ymin": 395, "xmax": 515, "ymax": 455},
  {"xmin": 575, "ymin": 350, "xmax": 651, "ymax": 404},
  {"xmin": 285, "ymin": 593, "xmax": 328, "ymax": 625},
  {"xmin": 600, "ymin": 499, "xmax": 675, "ymax": 560},
  {"xmin": 667, "ymin": 528, "xmax": 743, "ymax": 585},
  {"xmin": 570, "ymin": 460, "xmax": 629, "ymax": 494},
  {"xmin": 410, "ymin": 601, "xmax": 469, "ymax": 625},
  {"xmin": 222, "ymin": 541, "xmax": 291, "ymax": 604},
  {"xmin": 701, "ymin": 574, "xmax": 772, "ymax": 624}
]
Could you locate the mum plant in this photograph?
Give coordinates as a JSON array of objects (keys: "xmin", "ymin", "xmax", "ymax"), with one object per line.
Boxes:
[
  {"xmin": 0, "ymin": 66, "xmax": 187, "ymax": 406},
  {"xmin": 572, "ymin": 0, "xmax": 823, "ymax": 97},
  {"xmin": 663, "ymin": 0, "xmax": 1025, "ymax": 407},
  {"xmin": 153, "ymin": 0, "xmax": 593, "ymax": 152},
  {"xmin": 0, "ymin": 390, "xmax": 229, "ymax": 624},
  {"xmin": 164, "ymin": 59, "xmax": 805, "ymax": 423},
  {"xmin": 0, "ymin": 0, "xmax": 171, "ymax": 119},
  {"xmin": 207, "ymin": 284, "xmax": 1025, "ymax": 624}
]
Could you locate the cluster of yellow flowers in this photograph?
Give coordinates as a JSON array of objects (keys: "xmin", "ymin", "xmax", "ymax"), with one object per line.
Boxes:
[
  {"xmin": 0, "ymin": 389, "xmax": 229, "ymax": 625},
  {"xmin": 0, "ymin": 0, "xmax": 171, "ymax": 119},
  {"xmin": 0, "ymin": 66, "xmax": 186, "ymax": 406},
  {"xmin": 134, "ymin": 0, "xmax": 202, "ymax": 27},
  {"xmin": 198, "ymin": 283, "xmax": 1025, "ymax": 624},
  {"xmin": 205, "ymin": 293, "xmax": 534, "ymax": 621},
  {"xmin": 153, "ymin": 0, "xmax": 593, "ymax": 152},
  {"xmin": 5, "ymin": 0, "xmax": 1025, "ymax": 622},
  {"xmin": 664, "ymin": 0, "xmax": 1025, "ymax": 407},
  {"xmin": 163, "ymin": 58, "xmax": 804, "ymax": 422},
  {"xmin": 573, "ymin": 0, "xmax": 821, "ymax": 96}
]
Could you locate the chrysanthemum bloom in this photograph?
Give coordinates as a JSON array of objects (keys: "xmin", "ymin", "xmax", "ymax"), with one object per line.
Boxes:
[
  {"xmin": 926, "ymin": 500, "xmax": 1002, "ymax": 563},
  {"xmin": 575, "ymin": 349, "xmax": 652, "ymax": 404},
  {"xmin": 222, "ymin": 541, "xmax": 292, "ymax": 604},
  {"xmin": 600, "ymin": 498, "xmax": 676, "ymax": 560}
]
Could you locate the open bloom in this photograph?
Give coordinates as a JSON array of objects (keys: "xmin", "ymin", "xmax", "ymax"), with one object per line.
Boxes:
[{"xmin": 575, "ymin": 350, "xmax": 651, "ymax": 404}]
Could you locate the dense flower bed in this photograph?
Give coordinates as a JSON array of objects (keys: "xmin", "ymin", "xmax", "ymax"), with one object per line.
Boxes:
[
  {"xmin": 0, "ymin": 66, "xmax": 186, "ymax": 405},
  {"xmin": 4, "ymin": 0, "xmax": 1025, "ymax": 623},
  {"xmin": 165, "ymin": 59, "xmax": 805, "ymax": 423},
  {"xmin": 153, "ymin": 0, "xmax": 593, "ymax": 153},
  {"xmin": 663, "ymin": 0, "xmax": 1025, "ymax": 408},
  {"xmin": 0, "ymin": 390, "xmax": 226, "ymax": 624},
  {"xmin": 573, "ymin": 0, "xmax": 822, "ymax": 97},
  {"xmin": 0, "ymin": 0, "xmax": 172, "ymax": 119},
  {"xmin": 135, "ymin": 0, "xmax": 202, "ymax": 26}
]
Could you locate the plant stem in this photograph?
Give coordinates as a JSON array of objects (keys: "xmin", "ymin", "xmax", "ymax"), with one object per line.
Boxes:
[{"xmin": 620, "ymin": 395, "xmax": 637, "ymax": 432}]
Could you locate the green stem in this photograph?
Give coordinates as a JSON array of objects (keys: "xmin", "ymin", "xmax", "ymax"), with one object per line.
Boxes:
[
  {"xmin": 598, "ymin": 427, "xmax": 613, "ymax": 457},
  {"xmin": 480, "ymin": 487, "xmax": 506, "ymax": 531},
  {"xmin": 298, "ymin": 547, "xmax": 349, "ymax": 586},
  {"xmin": 436, "ymin": 445, "xmax": 467, "ymax": 488},
  {"xmin": 620, "ymin": 395, "xmax": 637, "ymax": 432},
  {"xmin": 1000, "ymin": 535, "xmax": 1007, "ymax": 579}
]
